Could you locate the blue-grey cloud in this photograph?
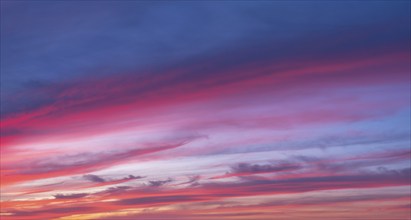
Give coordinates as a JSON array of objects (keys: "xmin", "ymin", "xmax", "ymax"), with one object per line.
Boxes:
[
  {"xmin": 53, "ymin": 193, "xmax": 89, "ymax": 199},
  {"xmin": 148, "ymin": 178, "xmax": 172, "ymax": 187},
  {"xmin": 83, "ymin": 174, "xmax": 106, "ymax": 183}
]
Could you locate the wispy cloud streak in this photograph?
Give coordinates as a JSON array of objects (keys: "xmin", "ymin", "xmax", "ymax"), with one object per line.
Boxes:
[{"xmin": 1, "ymin": 1, "xmax": 410, "ymax": 220}]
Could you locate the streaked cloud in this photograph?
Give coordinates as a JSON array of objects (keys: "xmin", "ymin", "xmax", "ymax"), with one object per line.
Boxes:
[{"xmin": 1, "ymin": 1, "xmax": 409, "ymax": 220}]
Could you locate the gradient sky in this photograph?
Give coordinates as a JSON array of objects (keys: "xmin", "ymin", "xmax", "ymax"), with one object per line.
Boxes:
[{"xmin": 1, "ymin": 1, "xmax": 410, "ymax": 220}]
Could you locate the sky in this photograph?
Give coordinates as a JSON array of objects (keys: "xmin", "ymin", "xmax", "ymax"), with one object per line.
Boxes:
[{"xmin": 0, "ymin": 1, "xmax": 410, "ymax": 220}]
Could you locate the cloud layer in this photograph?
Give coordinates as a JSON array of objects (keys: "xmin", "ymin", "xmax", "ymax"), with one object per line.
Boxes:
[{"xmin": 1, "ymin": 1, "xmax": 410, "ymax": 220}]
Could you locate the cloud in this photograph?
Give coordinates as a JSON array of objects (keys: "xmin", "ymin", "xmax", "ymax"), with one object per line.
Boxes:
[
  {"xmin": 81, "ymin": 174, "xmax": 145, "ymax": 184},
  {"xmin": 1, "ymin": 2, "xmax": 409, "ymax": 220},
  {"xmin": 232, "ymin": 162, "xmax": 301, "ymax": 174},
  {"xmin": 82, "ymin": 174, "xmax": 146, "ymax": 188},
  {"xmin": 53, "ymin": 193, "xmax": 89, "ymax": 199},
  {"xmin": 210, "ymin": 132, "xmax": 411, "ymax": 156},
  {"xmin": 3, "ymin": 167, "xmax": 409, "ymax": 220},
  {"xmin": 6, "ymin": 206, "xmax": 96, "ymax": 219},
  {"xmin": 291, "ymin": 148, "xmax": 411, "ymax": 175},
  {"xmin": 83, "ymin": 174, "xmax": 106, "ymax": 183},
  {"xmin": 2, "ymin": 16, "xmax": 409, "ymax": 149},
  {"xmin": 106, "ymin": 167, "xmax": 411, "ymax": 207},
  {"xmin": 178, "ymin": 175, "xmax": 201, "ymax": 186},
  {"xmin": 101, "ymin": 186, "xmax": 133, "ymax": 194},
  {"xmin": 124, "ymin": 175, "xmax": 145, "ymax": 180},
  {"xmin": 211, "ymin": 162, "xmax": 301, "ymax": 179},
  {"xmin": 148, "ymin": 178, "xmax": 173, "ymax": 187},
  {"xmin": 115, "ymin": 195, "xmax": 203, "ymax": 206},
  {"xmin": 2, "ymin": 139, "xmax": 194, "ymax": 186},
  {"xmin": 194, "ymin": 167, "xmax": 411, "ymax": 201}
]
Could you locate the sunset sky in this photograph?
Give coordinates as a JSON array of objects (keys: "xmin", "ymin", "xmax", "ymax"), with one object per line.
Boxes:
[{"xmin": 0, "ymin": 1, "xmax": 410, "ymax": 220}]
